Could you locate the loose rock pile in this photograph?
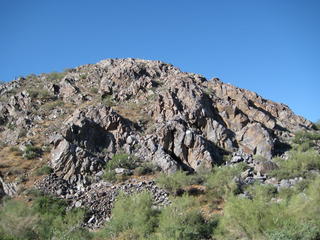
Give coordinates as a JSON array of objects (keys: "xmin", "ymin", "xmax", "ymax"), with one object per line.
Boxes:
[{"xmin": 36, "ymin": 174, "xmax": 170, "ymax": 228}]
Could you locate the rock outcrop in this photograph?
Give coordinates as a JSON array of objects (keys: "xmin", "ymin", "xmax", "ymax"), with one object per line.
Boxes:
[{"xmin": 0, "ymin": 58, "xmax": 316, "ymax": 230}]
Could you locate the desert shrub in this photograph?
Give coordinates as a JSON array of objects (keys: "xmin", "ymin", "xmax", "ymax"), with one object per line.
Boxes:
[
  {"xmin": 101, "ymin": 95, "xmax": 116, "ymax": 106},
  {"xmin": 157, "ymin": 194, "xmax": 215, "ymax": 240},
  {"xmin": 45, "ymin": 71, "xmax": 67, "ymax": 82},
  {"xmin": 292, "ymin": 131, "xmax": 320, "ymax": 151},
  {"xmin": 133, "ymin": 162, "xmax": 156, "ymax": 176},
  {"xmin": 245, "ymin": 183, "xmax": 278, "ymax": 201},
  {"xmin": 205, "ymin": 164, "xmax": 245, "ymax": 200},
  {"xmin": 292, "ymin": 131, "xmax": 320, "ymax": 144},
  {"xmin": 98, "ymin": 191, "xmax": 158, "ymax": 239},
  {"xmin": 90, "ymin": 87, "xmax": 98, "ymax": 94},
  {"xmin": 103, "ymin": 153, "xmax": 138, "ymax": 182},
  {"xmin": 253, "ymin": 155, "xmax": 268, "ymax": 162},
  {"xmin": 106, "ymin": 153, "xmax": 138, "ymax": 171},
  {"xmin": 0, "ymin": 200, "xmax": 39, "ymax": 240},
  {"xmin": 23, "ymin": 145, "xmax": 42, "ymax": 160},
  {"xmin": 103, "ymin": 170, "xmax": 117, "ymax": 182},
  {"xmin": 41, "ymin": 100, "xmax": 64, "ymax": 111},
  {"xmin": 214, "ymin": 192, "xmax": 285, "ymax": 239},
  {"xmin": 270, "ymin": 150, "xmax": 320, "ymax": 180},
  {"xmin": 27, "ymin": 89, "xmax": 52, "ymax": 99},
  {"xmin": 34, "ymin": 165, "xmax": 53, "ymax": 176},
  {"xmin": 9, "ymin": 146, "xmax": 23, "ymax": 156},
  {"xmin": 0, "ymin": 195, "xmax": 92, "ymax": 240},
  {"xmin": 156, "ymin": 171, "xmax": 192, "ymax": 194},
  {"xmin": 32, "ymin": 195, "xmax": 92, "ymax": 240},
  {"xmin": 214, "ymin": 176, "xmax": 320, "ymax": 240}
]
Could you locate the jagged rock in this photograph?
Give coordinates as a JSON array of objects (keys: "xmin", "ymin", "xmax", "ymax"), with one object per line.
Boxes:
[
  {"xmin": 237, "ymin": 123, "xmax": 274, "ymax": 159},
  {"xmin": 51, "ymin": 138, "xmax": 104, "ymax": 183},
  {"xmin": 0, "ymin": 176, "xmax": 17, "ymax": 197},
  {"xmin": 254, "ymin": 160, "xmax": 279, "ymax": 175}
]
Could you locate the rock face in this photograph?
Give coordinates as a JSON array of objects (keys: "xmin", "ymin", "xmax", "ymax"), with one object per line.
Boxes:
[
  {"xmin": 43, "ymin": 58, "xmax": 312, "ymax": 176},
  {"xmin": 0, "ymin": 58, "xmax": 316, "ymax": 229},
  {"xmin": 0, "ymin": 176, "xmax": 17, "ymax": 198},
  {"xmin": 0, "ymin": 58, "xmax": 312, "ymax": 175}
]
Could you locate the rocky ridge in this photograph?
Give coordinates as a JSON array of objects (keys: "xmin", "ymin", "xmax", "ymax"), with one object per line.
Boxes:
[{"xmin": 0, "ymin": 58, "xmax": 316, "ymax": 228}]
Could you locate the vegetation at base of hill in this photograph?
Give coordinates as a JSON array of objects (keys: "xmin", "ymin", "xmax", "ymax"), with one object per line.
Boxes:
[
  {"xmin": 97, "ymin": 192, "xmax": 217, "ymax": 240},
  {"xmin": 1, "ymin": 131, "xmax": 320, "ymax": 240},
  {"xmin": 0, "ymin": 194, "xmax": 92, "ymax": 240},
  {"xmin": 269, "ymin": 150, "xmax": 320, "ymax": 180}
]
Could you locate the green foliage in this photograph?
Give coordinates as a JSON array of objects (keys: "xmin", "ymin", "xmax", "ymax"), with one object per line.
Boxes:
[
  {"xmin": 0, "ymin": 200, "xmax": 39, "ymax": 240},
  {"xmin": 41, "ymin": 100, "xmax": 65, "ymax": 111},
  {"xmin": 269, "ymin": 150, "xmax": 320, "ymax": 180},
  {"xmin": 292, "ymin": 131, "xmax": 320, "ymax": 151},
  {"xmin": 45, "ymin": 71, "xmax": 67, "ymax": 82},
  {"xmin": 205, "ymin": 164, "xmax": 244, "ymax": 200},
  {"xmin": 253, "ymin": 155, "xmax": 268, "ymax": 162},
  {"xmin": 133, "ymin": 162, "xmax": 156, "ymax": 176},
  {"xmin": 214, "ymin": 176, "xmax": 320, "ymax": 240},
  {"xmin": 34, "ymin": 165, "xmax": 53, "ymax": 176},
  {"xmin": 103, "ymin": 170, "xmax": 117, "ymax": 182},
  {"xmin": 99, "ymin": 191, "xmax": 158, "ymax": 239},
  {"xmin": 23, "ymin": 145, "xmax": 42, "ymax": 160},
  {"xmin": 101, "ymin": 95, "xmax": 116, "ymax": 107},
  {"xmin": 156, "ymin": 171, "xmax": 195, "ymax": 194},
  {"xmin": 27, "ymin": 89, "xmax": 52, "ymax": 99},
  {"xmin": 103, "ymin": 153, "xmax": 138, "ymax": 182},
  {"xmin": 157, "ymin": 194, "xmax": 215, "ymax": 240},
  {"xmin": 9, "ymin": 146, "xmax": 23, "ymax": 156},
  {"xmin": 106, "ymin": 153, "xmax": 138, "ymax": 171},
  {"xmin": 90, "ymin": 87, "xmax": 98, "ymax": 94},
  {"xmin": 0, "ymin": 194, "xmax": 92, "ymax": 240}
]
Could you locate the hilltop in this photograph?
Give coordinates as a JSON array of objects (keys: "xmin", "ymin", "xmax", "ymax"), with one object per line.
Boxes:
[{"xmin": 0, "ymin": 59, "xmax": 319, "ymax": 240}]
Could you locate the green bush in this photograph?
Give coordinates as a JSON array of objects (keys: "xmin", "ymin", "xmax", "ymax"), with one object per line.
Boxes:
[
  {"xmin": 133, "ymin": 162, "xmax": 156, "ymax": 176},
  {"xmin": 9, "ymin": 146, "xmax": 23, "ymax": 156},
  {"xmin": 98, "ymin": 191, "xmax": 158, "ymax": 239},
  {"xmin": 23, "ymin": 145, "xmax": 42, "ymax": 160},
  {"xmin": 33, "ymin": 195, "xmax": 92, "ymax": 240},
  {"xmin": 214, "ymin": 176, "xmax": 320, "ymax": 240},
  {"xmin": 103, "ymin": 153, "xmax": 138, "ymax": 182},
  {"xmin": 270, "ymin": 150, "xmax": 320, "ymax": 180},
  {"xmin": 205, "ymin": 164, "xmax": 245, "ymax": 200},
  {"xmin": 41, "ymin": 100, "xmax": 65, "ymax": 111},
  {"xmin": 292, "ymin": 131, "xmax": 320, "ymax": 151},
  {"xmin": 34, "ymin": 165, "xmax": 53, "ymax": 176},
  {"xmin": 156, "ymin": 171, "xmax": 192, "ymax": 194},
  {"xmin": 0, "ymin": 200, "xmax": 39, "ymax": 240},
  {"xmin": 157, "ymin": 194, "xmax": 215, "ymax": 240},
  {"xmin": 106, "ymin": 153, "xmax": 138, "ymax": 171},
  {"xmin": 103, "ymin": 170, "xmax": 117, "ymax": 182},
  {"xmin": 27, "ymin": 89, "xmax": 52, "ymax": 99},
  {"xmin": 45, "ymin": 71, "xmax": 67, "ymax": 82}
]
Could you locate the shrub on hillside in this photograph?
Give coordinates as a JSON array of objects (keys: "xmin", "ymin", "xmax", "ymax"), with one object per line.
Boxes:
[
  {"xmin": 157, "ymin": 194, "xmax": 216, "ymax": 240},
  {"xmin": 292, "ymin": 131, "xmax": 320, "ymax": 151},
  {"xmin": 269, "ymin": 150, "xmax": 320, "ymax": 180},
  {"xmin": 0, "ymin": 200, "xmax": 39, "ymax": 240},
  {"xmin": 23, "ymin": 145, "xmax": 42, "ymax": 159},
  {"xmin": 156, "ymin": 171, "xmax": 197, "ymax": 195},
  {"xmin": 214, "ymin": 176, "xmax": 320, "ymax": 240},
  {"xmin": 205, "ymin": 164, "xmax": 246, "ymax": 201},
  {"xmin": 98, "ymin": 191, "xmax": 158, "ymax": 239}
]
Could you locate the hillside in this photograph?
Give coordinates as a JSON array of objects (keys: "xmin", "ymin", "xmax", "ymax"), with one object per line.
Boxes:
[{"xmin": 0, "ymin": 58, "xmax": 319, "ymax": 240}]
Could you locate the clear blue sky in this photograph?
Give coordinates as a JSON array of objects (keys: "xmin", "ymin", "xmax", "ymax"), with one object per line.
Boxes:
[{"xmin": 0, "ymin": 0, "xmax": 319, "ymax": 122}]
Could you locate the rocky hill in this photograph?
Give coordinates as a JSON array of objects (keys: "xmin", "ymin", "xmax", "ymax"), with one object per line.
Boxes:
[{"xmin": 0, "ymin": 59, "xmax": 319, "ymax": 239}]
